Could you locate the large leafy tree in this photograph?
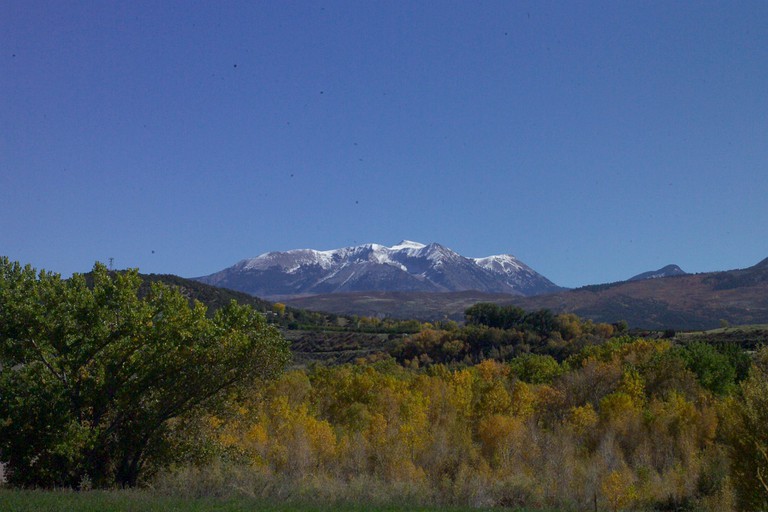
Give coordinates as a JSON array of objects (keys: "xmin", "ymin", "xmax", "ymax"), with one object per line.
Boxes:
[
  {"xmin": 0, "ymin": 258, "xmax": 290, "ymax": 487},
  {"xmin": 677, "ymin": 341, "xmax": 737, "ymax": 395}
]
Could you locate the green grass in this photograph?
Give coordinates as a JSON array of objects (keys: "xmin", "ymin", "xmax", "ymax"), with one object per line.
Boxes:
[
  {"xmin": 674, "ymin": 323, "xmax": 768, "ymax": 351},
  {"xmin": 0, "ymin": 489, "xmax": 524, "ymax": 512},
  {"xmin": 678, "ymin": 323, "xmax": 768, "ymax": 335}
]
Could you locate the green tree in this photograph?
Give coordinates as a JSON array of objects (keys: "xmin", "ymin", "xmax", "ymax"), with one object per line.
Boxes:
[
  {"xmin": 464, "ymin": 303, "xmax": 505, "ymax": 328},
  {"xmin": 465, "ymin": 303, "xmax": 526, "ymax": 330},
  {"xmin": 524, "ymin": 309, "xmax": 555, "ymax": 336},
  {"xmin": 509, "ymin": 353, "xmax": 563, "ymax": 384},
  {"xmin": 678, "ymin": 341, "xmax": 736, "ymax": 395},
  {"xmin": 0, "ymin": 259, "xmax": 290, "ymax": 488}
]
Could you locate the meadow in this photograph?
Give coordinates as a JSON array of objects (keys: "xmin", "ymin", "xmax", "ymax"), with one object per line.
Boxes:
[{"xmin": 0, "ymin": 489, "xmax": 519, "ymax": 512}]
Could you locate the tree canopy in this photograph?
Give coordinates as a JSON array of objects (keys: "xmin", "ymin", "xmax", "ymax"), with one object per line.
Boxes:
[{"xmin": 0, "ymin": 258, "xmax": 290, "ymax": 487}]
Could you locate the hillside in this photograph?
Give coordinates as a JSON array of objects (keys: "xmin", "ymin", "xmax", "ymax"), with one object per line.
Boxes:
[
  {"xmin": 138, "ymin": 273, "xmax": 275, "ymax": 314},
  {"xmin": 286, "ymin": 258, "xmax": 768, "ymax": 330},
  {"xmin": 133, "ymin": 273, "xmax": 411, "ymax": 365},
  {"xmin": 285, "ymin": 290, "xmax": 519, "ymax": 322}
]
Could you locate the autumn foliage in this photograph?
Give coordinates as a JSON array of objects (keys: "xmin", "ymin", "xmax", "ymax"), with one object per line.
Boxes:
[
  {"xmin": 2, "ymin": 263, "xmax": 766, "ymax": 511},
  {"xmin": 198, "ymin": 334, "xmax": 766, "ymax": 510}
]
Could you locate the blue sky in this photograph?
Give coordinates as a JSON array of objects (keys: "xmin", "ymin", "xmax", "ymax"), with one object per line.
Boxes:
[{"xmin": 2, "ymin": 1, "xmax": 767, "ymax": 288}]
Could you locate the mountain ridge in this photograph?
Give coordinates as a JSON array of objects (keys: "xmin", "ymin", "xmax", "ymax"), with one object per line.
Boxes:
[
  {"xmin": 283, "ymin": 256, "xmax": 768, "ymax": 330},
  {"xmin": 195, "ymin": 240, "xmax": 563, "ymax": 298}
]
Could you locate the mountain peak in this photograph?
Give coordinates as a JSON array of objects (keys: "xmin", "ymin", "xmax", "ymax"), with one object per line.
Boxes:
[
  {"xmin": 422, "ymin": 242, "xmax": 459, "ymax": 258},
  {"xmin": 629, "ymin": 264, "xmax": 687, "ymax": 282},
  {"xmin": 391, "ymin": 240, "xmax": 426, "ymax": 250},
  {"xmin": 474, "ymin": 254, "xmax": 525, "ymax": 272}
]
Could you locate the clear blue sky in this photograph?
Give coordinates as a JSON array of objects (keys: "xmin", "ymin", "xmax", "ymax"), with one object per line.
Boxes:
[{"xmin": 2, "ymin": 1, "xmax": 767, "ymax": 288}]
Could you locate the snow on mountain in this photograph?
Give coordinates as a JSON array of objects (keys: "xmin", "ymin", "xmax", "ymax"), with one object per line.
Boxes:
[
  {"xmin": 473, "ymin": 254, "xmax": 559, "ymax": 291},
  {"xmin": 195, "ymin": 241, "xmax": 564, "ymax": 298},
  {"xmin": 474, "ymin": 254, "xmax": 525, "ymax": 274},
  {"xmin": 390, "ymin": 240, "xmax": 426, "ymax": 252}
]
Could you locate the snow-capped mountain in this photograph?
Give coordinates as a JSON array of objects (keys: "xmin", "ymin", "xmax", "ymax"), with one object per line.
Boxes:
[
  {"xmin": 195, "ymin": 241, "xmax": 563, "ymax": 298},
  {"xmin": 628, "ymin": 264, "xmax": 688, "ymax": 282}
]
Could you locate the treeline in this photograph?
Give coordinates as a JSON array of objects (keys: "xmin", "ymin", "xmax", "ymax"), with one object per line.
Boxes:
[
  {"xmin": 270, "ymin": 304, "xmax": 423, "ymax": 334},
  {"xmin": 134, "ymin": 273, "xmax": 424, "ymax": 334},
  {"xmin": 391, "ymin": 303, "xmax": 625, "ymax": 366},
  {"xmin": 193, "ymin": 337, "xmax": 768, "ymax": 511}
]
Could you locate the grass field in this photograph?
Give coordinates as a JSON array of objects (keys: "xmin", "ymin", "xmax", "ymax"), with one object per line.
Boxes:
[
  {"xmin": 0, "ymin": 489, "xmax": 526, "ymax": 512},
  {"xmin": 674, "ymin": 323, "xmax": 768, "ymax": 351}
]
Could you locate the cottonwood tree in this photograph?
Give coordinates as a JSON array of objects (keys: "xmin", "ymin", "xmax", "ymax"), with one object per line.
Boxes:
[{"xmin": 0, "ymin": 258, "xmax": 290, "ymax": 487}]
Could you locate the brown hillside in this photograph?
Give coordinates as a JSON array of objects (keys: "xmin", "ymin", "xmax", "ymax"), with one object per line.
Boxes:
[{"xmin": 285, "ymin": 260, "xmax": 768, "ymax": 330}]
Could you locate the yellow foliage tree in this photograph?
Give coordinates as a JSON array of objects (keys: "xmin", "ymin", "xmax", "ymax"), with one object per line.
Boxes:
[
  {"xmin": 272, "ymin": 302, "xmax": 286, "ymax": 316},
  {"xmin": 601, "ymin": 467, "xmax": 638, "ymax": 512},
  {"xmin": 475, "ymin": 380, "xmax": 512, "ymax": 419},
  {"xmin": 476, "ymin": 359, "xmax": 510, "ymax": 382},
  {"xmin": 477, "ymin": 414, "xmax": 525, "ymax": 469},
  {"xmin": 567, "ymin": 403, "xmax": 599, "ymax": 438},
  {"xmin": 509, "ymin": 380, "xmax": 536, "ymax": 419}
]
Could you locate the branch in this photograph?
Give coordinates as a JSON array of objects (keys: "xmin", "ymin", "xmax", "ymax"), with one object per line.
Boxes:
[{"xmin": 28, "ymin": 338, "xmax": 68, "ymax": 386}]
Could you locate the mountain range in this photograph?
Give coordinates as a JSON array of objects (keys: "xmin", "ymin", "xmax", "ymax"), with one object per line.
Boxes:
[
  {"xmin": 195, "ymin": 241, "xmax": 563, "ymax": 298},
  {"xmin": 191, "ymin": 241, "xmax": 768, "ymax": 330},
  {"xmin": 284, "ymin": 257, "xmax": 768, "ymax": 330}
]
